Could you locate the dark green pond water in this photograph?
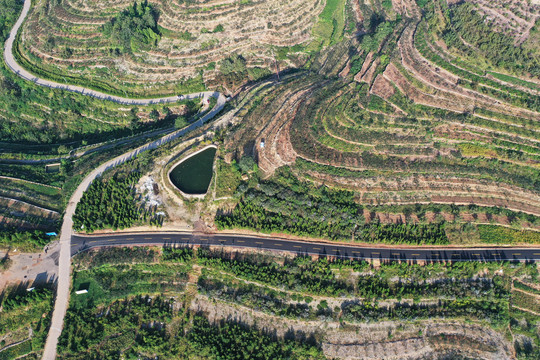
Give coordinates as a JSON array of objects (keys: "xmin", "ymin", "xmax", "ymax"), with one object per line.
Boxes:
[{"xmin": 169, "ymin": 147, "xmax": 216, "ymax": 195}]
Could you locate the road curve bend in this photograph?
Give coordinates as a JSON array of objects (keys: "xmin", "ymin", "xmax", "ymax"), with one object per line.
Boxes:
[
  {"xmin": 39, "ymin": 97, "xmax": 226, "ymax": 360},
  {"xmin": 4, "ymin": 1, "xmax": 226, "ymax": 357},
  {"xmin": 40, "ymin": 97, "xmax": 225, "ymax": 359},
  {"xmin": 4, "ymin": 0, "xmax": 219, "ymax": 105}
]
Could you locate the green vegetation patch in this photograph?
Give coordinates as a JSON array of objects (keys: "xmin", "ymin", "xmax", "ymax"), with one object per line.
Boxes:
[
  {"xmin": 477, "ymin": 225, "xmax": 540, "ymax": 245},
  {"xmin": 188, "ymin": 315, "xmax": 325, "ymax": 359},
  {"xmin": 0, "ymin": 287, "xmax": 54, "ymax": 359},
  {"xmin": 0, "ymin": 230, "xmax": 52, "ymax": 251},
  {"xmin": 310, "ymin": 0, "xmax": 347, "ymax": 49},
  {"xmin": 73, "ymin": 172, "xmax": 141, "ymax": 232},
  {"xmin": 440, "ymin": 2, "xmax": 540, "ymax": 77},
  {"xmin": 103, "ymin": 1, "xmax": 161, "ymax": 53}
]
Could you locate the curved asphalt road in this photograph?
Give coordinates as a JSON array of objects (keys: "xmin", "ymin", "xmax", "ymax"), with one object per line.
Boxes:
[
  {"xmin": 6, "ymin": 1, "xmax": 539, "ymax": 359},
  {"xmin": 39, "ymin": 96, "xmax": 225, "ymax": 359},
  {"xmin": 72, "ymin": 233, "xmax": 540, "ymax": 262},
  {"xmin": 4, "ymin": 1, "xmax": 227, "ymax": 358},
  {"xmin": 4, "ymin": 0, "xmax": 217, "ymax": 105}
]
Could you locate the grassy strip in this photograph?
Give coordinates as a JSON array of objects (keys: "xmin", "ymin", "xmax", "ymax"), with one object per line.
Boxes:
[
  {"xmin": 488, "ymin": 71, "xmax": 540, "ymax": 92},
  {"xmin": 309, "ymin": 0, "xmax": 346, "ymax": 50},
  {"xmin": 478, "ymin": 225, "xmax": 540, "ymax": 245},
  {"xmin": 13, "ymin": 33, "xmax": 205, "ymax": 99}
]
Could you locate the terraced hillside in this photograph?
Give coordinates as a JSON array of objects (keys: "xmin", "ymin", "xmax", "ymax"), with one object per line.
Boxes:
[
  {"xmin": 54, "ymin": 246, "xmax": 539, "ymax": 359},
  {"xmin": 220, "ymin": 0, "xmax": 540, "ymax": 238},
  {"xmin": 17, "ymin": 0, "xmax": 326, "ymax": 96},
  {"xmin": 3, "ymin": 0, "xmax": 540, "ymax": 246}
]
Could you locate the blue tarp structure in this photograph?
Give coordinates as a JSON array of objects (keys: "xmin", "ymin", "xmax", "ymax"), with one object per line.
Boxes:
[{"xmin": 46, "ymin": 232, "xmax": 57, "ymax": 236}]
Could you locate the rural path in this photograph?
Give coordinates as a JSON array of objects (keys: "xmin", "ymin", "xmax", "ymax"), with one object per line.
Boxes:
[
  {"xmin": 4, "ymin": 0, "xmax": 215, "ymax": 106},
  {"xmin": 3, "ymin": 1, "xmax": 227, "ymax": 358}
]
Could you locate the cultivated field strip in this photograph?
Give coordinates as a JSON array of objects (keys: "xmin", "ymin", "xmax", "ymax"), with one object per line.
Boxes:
[
  {"xmin": 223, "ymin": 0, "xmax": 540, "ymax": 227},
  {"xmin": 19, "ymin": 0, "xmax": 324, "ymax": 94}
]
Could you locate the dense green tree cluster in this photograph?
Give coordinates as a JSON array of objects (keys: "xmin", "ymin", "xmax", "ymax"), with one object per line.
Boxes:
[
  {"xmin": 439, "ymin": 2, "xmax": 539, "ymax": 76},
  {"xmin": 215, "ymin": 199, "xmax": 356, "ymax": 240},
  {"xmin": 356, "ymin": 223, "xmax": 448, "ymax": 245},
  {"xmin": 198, "ymin": 249, "xmax": 356, "ymax": 296},
  {"xmin": 356, "ymin": 275, "xmax": 507, "ymax": 300},
  {"xmin": 59, "ymin": 295, "xmax": 173, "ymax": 356},
  {"xmin": 102, "ymin": 0, "xmax": 161, "ymax": 53},
  {"xmin": 73, "ymin": 172, "xmax": 141, "ymax": 232},
  {"xmin": 0, "ymin": 229, "xmax": 51, "ymax": 251},
  {"xmin": 58, "ymin": 293, "xmax": 325, "ymax": 359},
  {"xmin": 161, "ymin": 246, "xmax": 194, "ymax": 262},
  {"xmin": 341, "ymin": 298, "xmax": 508, "ymax": 325},
  {"xmin": 0, "ymin": 0, "xmax": 20, "ymax": 40},
  {"xmin": 188, "ymin": 315, "xmax": 325, "ymax": 360},
  {"xmin": 360, "ymin": 17, "xmax": 399, "ymax": 52}
]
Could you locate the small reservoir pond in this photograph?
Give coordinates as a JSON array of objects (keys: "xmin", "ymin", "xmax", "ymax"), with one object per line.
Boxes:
[{"xmin": 169, "ymin": 147, "xmax": 216, "ymax": 195}]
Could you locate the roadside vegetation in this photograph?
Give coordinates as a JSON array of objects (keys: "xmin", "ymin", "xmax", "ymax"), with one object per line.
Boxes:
[
  {"xmin": 0, "ymin": 285, "xmax": 54, "ymax": 359},
  {"xmin": 213, "ymin": 163, "xmax": 538, "ymax": 245},
  {"xmin": 56, "ymin": 246, "xmax": 539, "ymax": 359}
]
